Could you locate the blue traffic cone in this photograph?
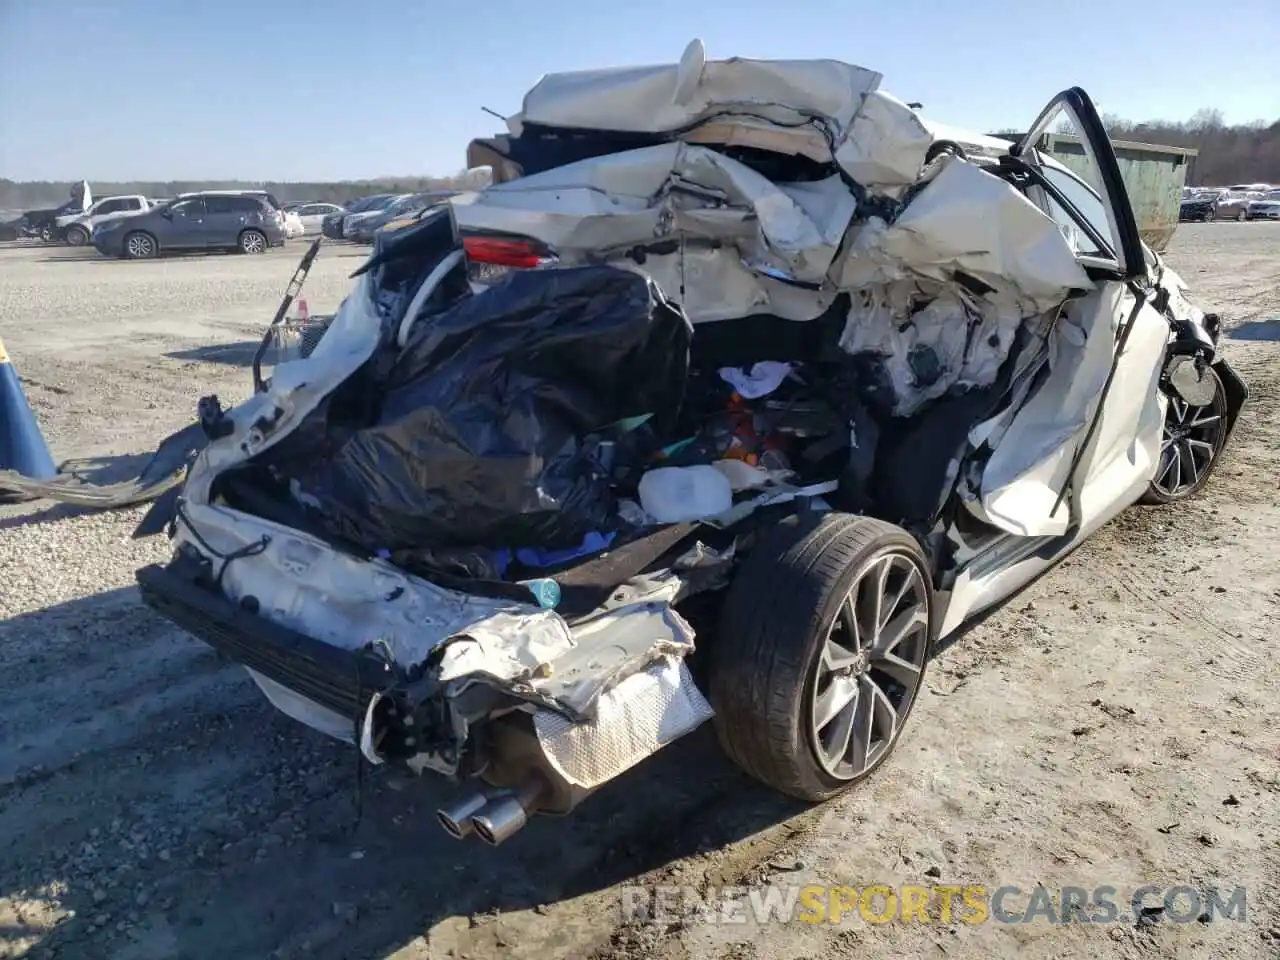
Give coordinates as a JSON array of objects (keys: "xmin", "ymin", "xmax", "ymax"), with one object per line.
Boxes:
[{"xmin": 0, "ymin": 336, "xmax": 57, "ymax": 479}]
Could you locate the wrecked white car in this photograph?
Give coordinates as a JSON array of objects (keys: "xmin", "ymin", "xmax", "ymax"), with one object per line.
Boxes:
[{"xmin": 136, "ymin": 43, "xmax": 1247, "ymax": 846}]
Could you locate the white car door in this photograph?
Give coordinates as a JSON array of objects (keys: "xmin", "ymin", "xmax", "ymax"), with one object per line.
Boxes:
[{"xmin": 969, "ymin": 89, "xmax": 1168, "ymax": 540}]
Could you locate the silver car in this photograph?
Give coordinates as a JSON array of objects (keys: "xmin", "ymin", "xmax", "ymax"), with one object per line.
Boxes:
[
  {"xmin": 1214, "ymin": 192, "xmax": 1254, "ymax": 221},
  {"xmin": 1245, "ymin": 196, "xmax": 1280, "ymax": 220}
]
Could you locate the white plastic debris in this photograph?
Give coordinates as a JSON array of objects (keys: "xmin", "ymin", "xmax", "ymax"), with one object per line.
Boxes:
[
  {"xmin": 717, "ymin": 361, "xmax": 793, "ymax": 399},
  {"xmin": 711, "ymin": 459, "xmax": 786, "ymax": 492},
  {"xmin": 638, "ymin": 465, "xmax": 733, "ymax": 523}
]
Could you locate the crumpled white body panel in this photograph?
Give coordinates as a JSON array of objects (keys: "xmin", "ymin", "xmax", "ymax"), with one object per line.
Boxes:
[
  {"xmin": 515, "ymin": 56, "xmax": 881, "ymax": 136},
  {"xmin": 834, "ymin": 159, "xmax": 1094, "ymax": 313},
  {"xmin": 456, "ymin": 142, "xmax": 1092, "ymax": 411},
  {"xmin": 834, "ymin": 90, "xmax": 935, "ymax": 194},
  {"xmin": 453, "ymin": 142, "xmax": 854, "ymax": 291},
  {"xmin": 460, "ymin": 43, "xmax": 1098, "ymax": 411},
  {"xmin": 968, "ymin": 287, "xmax": 1123, "ymax": 536}
]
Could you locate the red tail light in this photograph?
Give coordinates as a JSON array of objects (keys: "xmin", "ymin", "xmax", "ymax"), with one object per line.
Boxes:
[{"xmin": 462, "ymin": 236, "xmax": 549, "ymax": 268}]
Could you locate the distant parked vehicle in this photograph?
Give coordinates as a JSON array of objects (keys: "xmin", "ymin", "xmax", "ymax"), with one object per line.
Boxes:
[
  {"xmin": 17, "ymin": 199, "xmax": 88, "ymax": 241},
  {"xmin": 345, "ymin": 192, "xmax": 444, "ymax": 242},
  {"xmin": 321, "ymin": 194, "xmax": 396, "ymax": 239},
  {"xmin": 196, "ymin": 189, "xmax": 285, "ymax": 212},
  {"xmin": 90, "ymin": 192, "xmax": 287, "ymax": 259},
  {"xmin": 291, "ymin": 202, "xmax": 345, "ymax": 235},
  {"xmin": 1245, "ymin": 197, "xmax": 1280, "ymax": 221},
  {"xmin": 375, "ymin": 192, "xmax": 459, "ymax": 236},
  {"xmin": 17, "ymin": 180, "xmax": 94, "ymax": 241},
  {"xmin": 1213, "ymin": 192, "xmax": 1253, "ymax": 221},
  {"xmin": 1179, "ymin": 194, "xmax": 1218, "ymax": 222},
  {"xmin": 58, "ymin": 195, "xmax": 154, "ymax": 245}
]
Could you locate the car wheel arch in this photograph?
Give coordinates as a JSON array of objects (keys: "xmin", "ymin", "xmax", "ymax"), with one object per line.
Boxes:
[{"xmin": 122, "ymin": 230, "xmax": 159, "ymax": 258}]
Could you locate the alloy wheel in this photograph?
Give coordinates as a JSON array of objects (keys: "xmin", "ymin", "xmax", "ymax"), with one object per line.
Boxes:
[
  {"xmin": 127, "ymin": 234, "xmax": 154, "ymax": 258},
  {"xmin": 241, "ymin": 231, "xmax": 266, "ymax": 254},
  {"xmin": 809, "ymin": 551, "xmax": 930, "ymax": 780},
  {"xmin": 1152, "ymin": 388, "xmax": 1227, "ymax": 498}
]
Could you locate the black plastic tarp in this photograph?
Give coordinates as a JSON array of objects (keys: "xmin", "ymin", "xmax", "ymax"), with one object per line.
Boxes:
[{"xmin": 270, "ymin": 265, "xmax": 691, "ymax": 552}]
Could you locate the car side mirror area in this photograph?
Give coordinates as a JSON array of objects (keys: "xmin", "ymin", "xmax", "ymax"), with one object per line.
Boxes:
[
  {"xmin": 160, "ymin": 210, "xmax": 174, "ymax": 219},
  {"xmin": 1168, "ymin": 317, "xmax": 1215, "ymax": 356}
]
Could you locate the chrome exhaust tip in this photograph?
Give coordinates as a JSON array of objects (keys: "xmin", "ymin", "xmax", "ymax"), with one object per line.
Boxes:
[
  {"xmin": 436, "ymin": 791, "xmax": 490, "ymax": 840},
  {"xmin": 471, "ymin": 780, "xmax": 545, "ymax": 846},
  {"xmin": 471, "ymin": 794, "xmax": 530, "ymax": 846}
]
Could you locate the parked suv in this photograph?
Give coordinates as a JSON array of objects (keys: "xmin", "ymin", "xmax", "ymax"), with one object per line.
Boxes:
[{"xmin": 91, "ymin": 192, "xmax": 287, "ymax": 259}]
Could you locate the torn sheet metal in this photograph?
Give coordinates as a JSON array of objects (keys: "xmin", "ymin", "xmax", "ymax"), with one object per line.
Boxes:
[
  {"xmin": 453, "ymin": 142, "xmax": 854, "ymax": 285},
  {"xmin": 837, "ymin": 281, "xmax": 1027, "ymax": 417},
  {"xmin": 965, "ymin": 286, "xmax": 1123, "ymax": 536},
  {"xmin": 514, "ymin": 55, "xmax": 881, "ymax": 137},
  {"xmin": 528, "ymin": 598, "xmax": 696, "ymax": 716},
  {"xmin": 250, "ymin": 670, "xmax": 358, "ymax": 744},
  {"xmin": 532, "ymin": 656, "xmax": 713, "ymax": 789},
  {"xmin": 452, "ymin": 142, "xmax": 855, "ymax": 324},
  {"xmin": 827, "ymin": 157, "xmax": 1094, "ymax": 415},
  {"xmin": 434, "ymin": 610, "xmax": 577, "ymax": 686},
  {"xmin": 833, "ymin": 158, "xmax": 1093, "ymax": 313},
  {"xmin": 834, "ymin": 90, "xmax": 934, "ymax": 195},
  {"xmin": 619, "ymin": 248, "xmax": 836, "ymax": 324},
  {"xmin": 172, "ymin": 501, "xmax": 524, "ymax": 668}
]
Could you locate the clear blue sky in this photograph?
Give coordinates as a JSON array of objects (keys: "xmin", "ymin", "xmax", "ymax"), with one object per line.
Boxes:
[{"xmin": 1, "ymin": 0, "xmax": 1276, "ymax": 182}]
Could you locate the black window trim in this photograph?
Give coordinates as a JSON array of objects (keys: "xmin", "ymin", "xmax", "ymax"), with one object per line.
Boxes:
[
  {"xmin": 1011, "ymin": 87, "xmax": 1145, "ymax": 281},
  {"xmin": 171, "ymin": 197, "xmax": 206, "ymax": 217}
]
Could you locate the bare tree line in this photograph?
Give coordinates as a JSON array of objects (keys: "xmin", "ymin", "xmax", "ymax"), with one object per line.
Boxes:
[
  {"xmin": 1100, "ymin": 109, "xmax": 1279, "ymax": 186},
  {"xmin": 3, "ymin": 107, "xmax": 1278, "ymax": 211}
]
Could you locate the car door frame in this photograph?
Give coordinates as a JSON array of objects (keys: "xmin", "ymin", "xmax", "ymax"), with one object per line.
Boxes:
[
  {"xmin": 935, "ymin": 87, "xmax": 1167, "ymax": 638},
  {"xmin": 164, "ymin": 197, "xmax": 208, "ymax": 249},
  {"xmin": 1010, "ymin": 87, "xmax": 1145, "ymax": 281},
  {"xmin": 203, "ymin": 195, "xmax": 252, "ymax": 248}
]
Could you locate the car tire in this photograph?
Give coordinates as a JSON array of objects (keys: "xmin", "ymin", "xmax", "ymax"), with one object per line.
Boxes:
[
  {"xmin": 65, "ymin": 225, "xmax": 89, "ymax": 246},
  {"xmin": 238, "ymin": 229, "xmax": 268, "ymax": 254},
  {"xmin": 123, "ymin": 231, "xmax": 158, "ymax": 259},
  {"xmin": 1204, "ymin": 207, "xmax": 1216, "ymax": 222},
  {"xmin": 709, "ymin": 512, "xmax": 933, "ymax": 802},
  {"xmin": 1141, "ymin": 366, "xmax": 1229, "ymax": 505},
  {"xmin": 1236, "ymin": 209, "xmax": 1247, "ymax": 221}
]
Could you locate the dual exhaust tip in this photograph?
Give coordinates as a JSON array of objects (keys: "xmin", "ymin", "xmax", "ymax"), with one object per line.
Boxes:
[{"xmin": 436, "ymin": 782, "xmax": 543, "ymax": 846}]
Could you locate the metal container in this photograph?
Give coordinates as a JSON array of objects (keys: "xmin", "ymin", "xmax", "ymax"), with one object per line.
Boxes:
[{"xmin": 1038, "ymin": 133, "xmax": 1197, "ymax": 253}]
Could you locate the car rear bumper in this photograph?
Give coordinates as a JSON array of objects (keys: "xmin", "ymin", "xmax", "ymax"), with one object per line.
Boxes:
[
  {"xmin": 137, "ymin": 536, "xmax": 714, "ymax": 845},
  {"xmin": 137, "ymin": 557, "xmax": 378, "ymax": 722}
]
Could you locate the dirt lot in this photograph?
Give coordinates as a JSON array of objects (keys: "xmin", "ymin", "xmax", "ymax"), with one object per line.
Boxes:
[{"xmin": 1, "ymin": 228, "xmax": 1277, "ymax": 960}]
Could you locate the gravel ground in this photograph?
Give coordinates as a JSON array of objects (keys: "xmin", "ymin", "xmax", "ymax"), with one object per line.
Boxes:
[{"xmin": 0, "ymin": 228, "xmax": 1277, "ymax": 960}]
